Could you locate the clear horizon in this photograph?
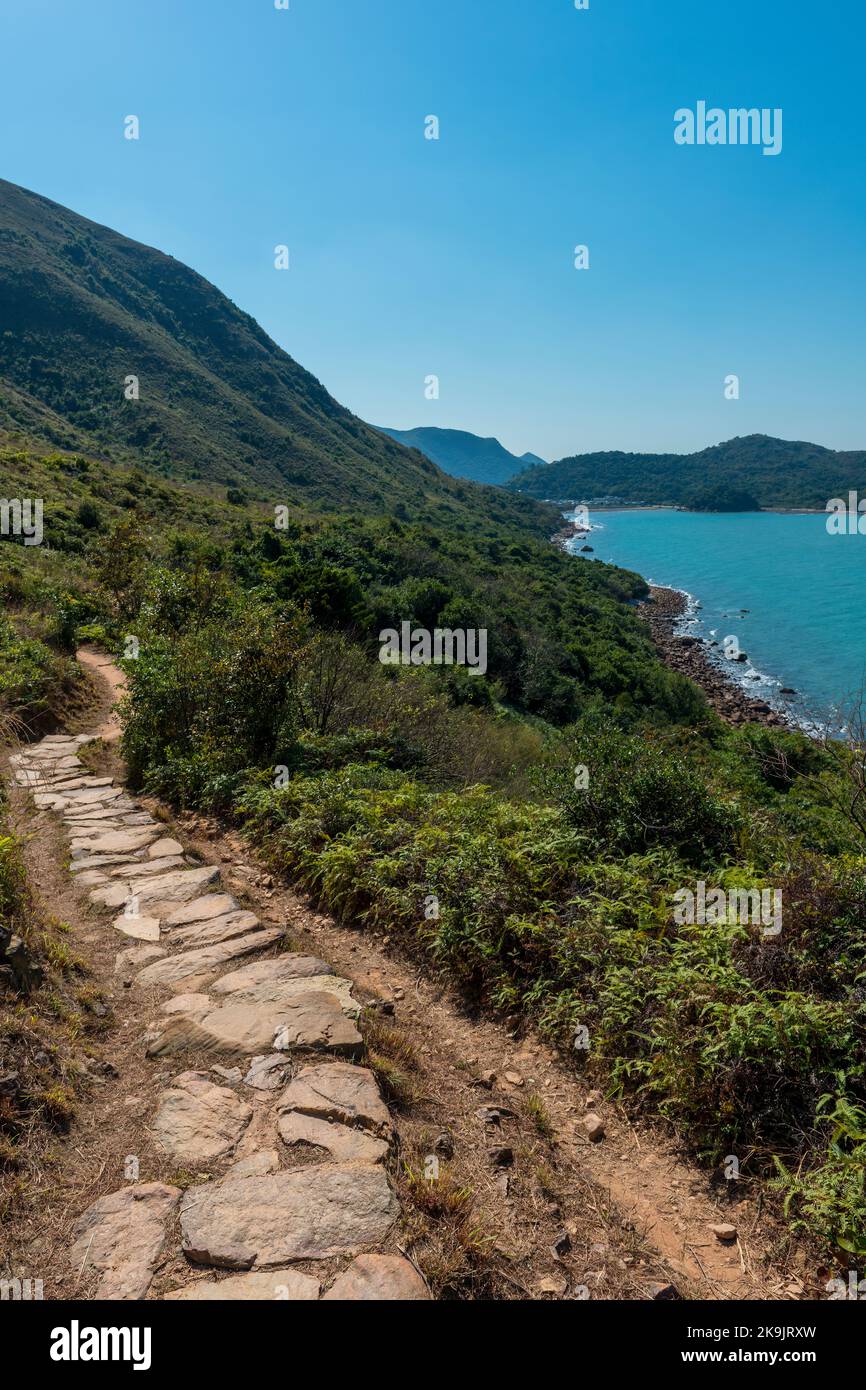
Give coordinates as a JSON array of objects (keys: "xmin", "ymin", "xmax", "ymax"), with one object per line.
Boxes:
[{"xmin": 2, "ymin": 0, "xmax": 864, "ymax": 461}]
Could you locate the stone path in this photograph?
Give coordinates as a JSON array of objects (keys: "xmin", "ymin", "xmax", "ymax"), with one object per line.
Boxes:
[{"xmin": 12, "ymin": 731, "xmax": 429, "ymax": 1301}]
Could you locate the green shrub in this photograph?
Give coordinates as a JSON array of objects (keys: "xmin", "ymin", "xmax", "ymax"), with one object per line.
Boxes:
[{"xmin": 553, "ymin": 719, "xmax": 741, "ymax": 865}]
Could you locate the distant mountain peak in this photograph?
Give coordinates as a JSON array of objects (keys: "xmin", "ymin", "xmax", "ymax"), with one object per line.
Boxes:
[
  {"xmin": 0, "ymin": 178, "xmax": 552, "ymax": 537},
  {"xmin": 375, "ymin": 424, "xmax": 546, "ymax": 486}
]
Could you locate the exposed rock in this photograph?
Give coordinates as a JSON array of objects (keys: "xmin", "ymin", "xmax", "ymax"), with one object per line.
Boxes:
[
  {"xmin": 270, "ymin": 994, "xmax": 363, "ymax": 1052},
  {"xmin": 69, "ymin": 1182, "xmax": 181, "ymax": 1299},
  {"xmin": 107, "ymin": 856, "xmax": 186, "ymax": 878},
  {"xmin": 49, "ymin": 775, "xmax": 114, "ymax": 792},
  {"xmin": 214, "ymin": 970, "xmax": 358, "ymax": 1017},
  {"xmin": 243, "ymin": 1053, "xmax": 291, "ymax": 1091},
  {"xmin": 583, "ymin": 1112, "xmax": 605, "ymax": 1142},
  {"xmin": 71, "ymin": 829, "xmax": 160, "ymax": 856},
  {"xmin": 35, "ymin": 785, "xmax": 122, "ymax": 809},
  {"xmin": 62, "ymin": 810, "xmax": 124, "ymax": 827},
  {"xmin": 163, "ymin": 893, "xmax": 239, "ymax": 926},
  {"xmin": 63, "ymin": 801, "xmax": 140, "ymax": 820},
  {"xmin": 171, "ymin": 910, "xmax": 261, "ymax": 949},
  {"xmin": 211, "ymin": 955, "xmax": 335, "ymax": 994},
  {"xmin": 165, "ymin": 1269, "xmax": 319, "ymax": 1300},
  {"xmin": 475, "ymin": 1104, "xmax": 513, "ymax": 1125},
  {"xmin": 135, "ymin": 927, "xmax": 283, "ymax": 989},
  {"xmin": 710, "ymin": 1223, "xmax": 738, "ymax": 1243},
  {"xmin": 180, "ymin": 1166, "xmax": 398, "ymax": 1267},
  {"xmin": 113, "ymin": 914, "xmax": 162, "ymax": 942},
  {"xmin": 537, "ymin": 1274, "xmax": 568, "ymax": 1297},
  {"xmin": 71, "ymin": 852, "xmax": 148, "ymax": 872},
  {"xmin": 212, "ymin": 1065, "xmax": 243, "ymax": 1084},
  {"xmin": 641, "ymin": 586, "xmax": 791, "ymax": 731},
  {"xmin": 0, "ymin": 933, "xmax": 44, "ymax": 992},
  {"xmin": 278, "ymin": 1111, "xmax": 389, "ymax": 1164},
  {"xmin": 58, "ymin": 783, "xmax": 116, "ymax": 795},
  {"xmin": 91, "ymin": 864, "xmax": 221, "ymax": 911},
  {"xmin": 551, "ymin": 1229, "xmax": 572, "ymax": 1257},
  {"xmin": 226, "ymin": 1149, "xmax": 281, "ymax": 1178},
  {"xmin": 276, "ymin": 1062, "xmax": 390, "ymax": 1137},
  {"xmin": 160, "ymin": 993, "xmax": 212, "ymax": 1018},
  {"xmin": 115, "ymin": 944, "xmax": 167, "ymax": 975},
  {"xmin": 148, "ymin": 837, "xmax": 184, "ymax": 859},
  {"xmin": 322, "ymin": 1254, "xmax": 429, "ymax": 1301},
  {"xmin": 147, "ymin": 989, "xmax": 361, "ymax": 1059},
  {"xmin": 152, "ymin": 1071, "xmax": 251, "ymax": 1163}
]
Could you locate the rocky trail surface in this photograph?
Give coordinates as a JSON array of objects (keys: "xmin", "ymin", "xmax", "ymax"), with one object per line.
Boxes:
[
  {"xmin": 2, "ymin": 653, "xmax": 814, "ymax": 1302},
  {"xmin": 6, "ymin": 701, "xmax": 428, "ymax": 1301}
]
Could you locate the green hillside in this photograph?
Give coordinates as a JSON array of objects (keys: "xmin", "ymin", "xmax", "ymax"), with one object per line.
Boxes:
[
  {"xmin": 509, "ymin": 435, "xmax": 866, "ymax": 511},
  {"xmin": 6, "ymin": 437, "xmax": 866, "ymax": 1264},
  {"xmin": 3, "ymin": 185, "xmax": 866, "ymax": 1262},
  {"xmin": 0, "ymin": 441, "xmax": 700, "ymax": 729},
  {"xmin": 0, "ymin": 179, "xmax": 551, "ymax": 537},
  {"xmin": 376, "ymin": 425, "xmax": 546, "ymax": 487}
]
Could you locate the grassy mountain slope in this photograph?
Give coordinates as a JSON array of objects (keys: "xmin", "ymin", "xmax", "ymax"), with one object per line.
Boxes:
[
  {"xmin": 377, "ymin": 425, "xmax": 545, "ymax": 487},
  {"xmin": 509, "ymin": 435, "xmax": 866, "ymax": 510},
  {"xmin": 0, "ymin": 179, "xmax": 553, "ymax": 536}
]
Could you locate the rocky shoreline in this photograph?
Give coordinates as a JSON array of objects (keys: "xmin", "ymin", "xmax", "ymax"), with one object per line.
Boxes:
[
  {"xmin": 557, "ymin": 526, "xmax": 791, "ymax": 729},
  {"xmin": 550, "ymin": 520, "xmax": 579, "ymax": 550},
  {"xmin": 640, "ymin": 586, "xmax": 790, "ymax": 729}
]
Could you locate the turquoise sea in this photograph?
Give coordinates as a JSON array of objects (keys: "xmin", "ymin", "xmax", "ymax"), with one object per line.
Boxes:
[{"xmin": 567, "ymin": 509, "xmax": 866, "ymax": 730}]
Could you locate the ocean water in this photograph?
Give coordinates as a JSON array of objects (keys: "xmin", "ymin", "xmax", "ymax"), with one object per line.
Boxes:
[{"xmin": 567, "ymin": 509, "xmax": 866, "ymax": 729}]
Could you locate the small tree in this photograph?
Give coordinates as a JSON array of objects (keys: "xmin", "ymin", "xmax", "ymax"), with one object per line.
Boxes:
[{"xmin": 93, "ymin": 514, "xmax": 151, "ymax": 624}]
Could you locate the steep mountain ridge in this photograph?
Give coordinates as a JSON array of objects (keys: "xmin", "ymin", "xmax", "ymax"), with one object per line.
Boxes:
[{"xmin": 0, "ymin": 179, "xmax": 552, "ymax": 536}]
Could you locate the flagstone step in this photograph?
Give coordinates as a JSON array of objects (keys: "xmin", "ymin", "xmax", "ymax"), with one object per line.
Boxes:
[{"xmin": 20, "ymin": 719, "xmax": 426, "ymax": 1301}]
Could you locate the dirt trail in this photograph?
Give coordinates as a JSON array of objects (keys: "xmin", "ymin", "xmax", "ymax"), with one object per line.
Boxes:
[
  {"xmin": 6, "ymin": 656, "xmax": 425, "ymax": 1301},
  {"xmin": 75, "ymin": 645, "xmax": 125, "ymax": 740},
  {"xmin": 207, "ymin": 873, "xmax": 807, "ymax": 1300},
  {"xmin": 3, "ymin": 653, "xmax": 813, "ymax": 1301}
]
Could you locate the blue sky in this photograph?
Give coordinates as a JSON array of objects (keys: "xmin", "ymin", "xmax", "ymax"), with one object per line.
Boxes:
[{"xmin": 2, "ymin": 0, "xmax": 864, "ymax": 460}]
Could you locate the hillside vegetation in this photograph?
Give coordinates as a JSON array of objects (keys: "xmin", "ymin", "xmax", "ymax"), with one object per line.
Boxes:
[
  {"xmin": 4, "ymin": 444, "xmax": 866, "ymax": 1260},
  {"xmin": 0, "ymin": 178, "xmax": 554, "ymax": 538},
  {"xmin": 2, "ymin": 187, "xmax": 865, "ymax": 1263},
  {"xmin": 509, "ymin": 435, "xmax": 866, "ymax": 511}
]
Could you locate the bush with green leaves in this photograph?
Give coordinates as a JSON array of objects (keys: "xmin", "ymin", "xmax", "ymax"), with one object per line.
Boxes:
[
  {"xmin": 553, "ymin": 717, "xmax": 741, "ymax": 865},
  {"xmin": 230, "ymin": 757, "xmax": 866, "ymax": 1253},
  {"xmin": 0, "ymin": 603, "xmax": 79, "ymax": 732},
  {"xmin": 121, "ymin": 570, "xmax": 307, "ymax": 806}
]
